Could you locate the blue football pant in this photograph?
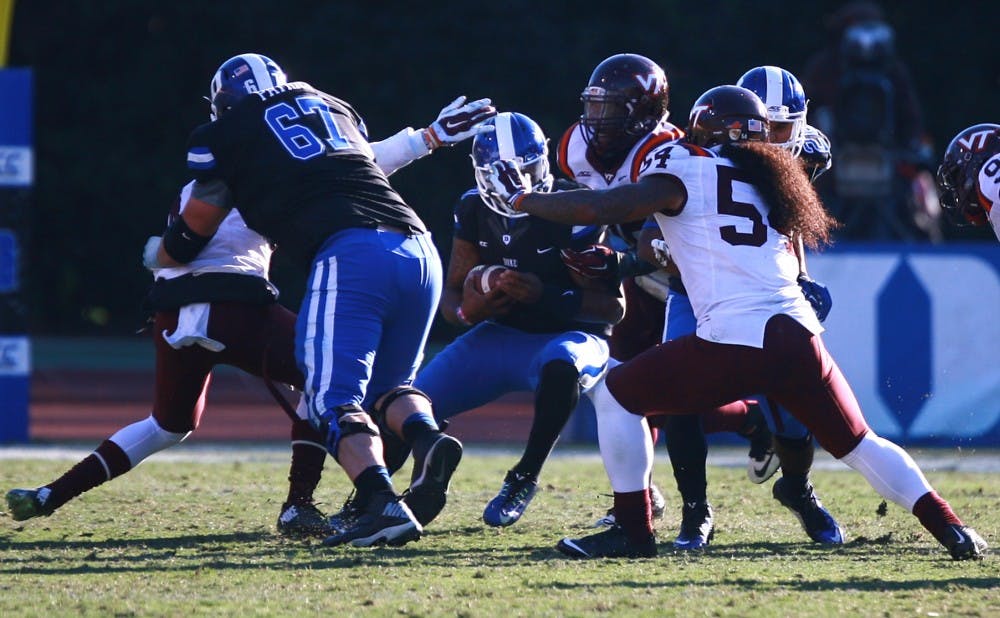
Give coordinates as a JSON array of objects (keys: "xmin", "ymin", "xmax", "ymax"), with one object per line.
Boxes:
[{"xmin": 296, "ymin": 228, "xmax": 442, "ymax": 428}]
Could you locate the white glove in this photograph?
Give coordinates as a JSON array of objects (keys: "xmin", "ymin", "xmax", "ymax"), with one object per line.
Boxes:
[
  {"xmin": 425, "ymin": 96, "xmax": 496, "ymax": 149},
  {"xmin": 483, "ymin": 160, "xmax": 533, "ymax": 217},
  {"xmin": 143, "ymin": 236, "xmax": 163, "ymax": 271},
  {"xmin": 650, "ymin": 238, "xmax": 672, "ymax": 267}
]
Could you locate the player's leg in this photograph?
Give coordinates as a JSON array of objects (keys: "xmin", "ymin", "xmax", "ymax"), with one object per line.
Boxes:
[
  {"xmin": 6, "ymin": 310, "xmax": 206, "ymax": 521},
  {"xmin": 296, "ymin": 229, "xmax": 423, "ymax": 548},
  {"xmin": 607, "ymin": 278, "xmax": 670, "ymax": 522},
  {"xmin": 556, "ymin": 366, "xmax": 658, "ymax": 559},
  {"xmin": 764, "ymin": 315, "xmax": 986, "ymax": 560},
  {"xmin": 217, "ymin": 301, "xmax": 330, "ymax": 537},
  {"xmin": 759, "ymin": 398, "xmax": 845, "ymax": 544},
  {"xmin": 484, "ymin": 331, "xmax": 609, "ymax": 527}
]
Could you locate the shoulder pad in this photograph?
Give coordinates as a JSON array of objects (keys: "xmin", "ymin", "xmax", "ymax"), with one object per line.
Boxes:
[
  {"xmin": 631, "ymin": 141, "xmax": 713, "ymax": 183},
  {"xmin": 557, "ymin": 123, "xmax": 581, "ymax": 179}
]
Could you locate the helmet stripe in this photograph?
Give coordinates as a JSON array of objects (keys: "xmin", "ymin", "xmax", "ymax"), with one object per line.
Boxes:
[
  {"xmin": 764, "ymin": 66, "xmax": 783, "ymax": 109},
  {"xmin": 242, "ymin": 54, "xmax": 277, "ymax": 90},
  {"xmin": 496, "ymin": 112, "xmax": 517, "ymax": 160}
]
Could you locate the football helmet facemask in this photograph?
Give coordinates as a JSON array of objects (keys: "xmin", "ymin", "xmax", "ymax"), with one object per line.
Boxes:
[
  {"xmin": 688, "ymin": 85, "xmax": 769, "ymax": 148},
  {"xmin": 472, "ymin": 112, "xmax": 553, "ymax": 219},
  {"xmin": 736, "ymin": 66, "xmax": 808, "ymax": 157},
  {"xmin": 209, "ymin": 53, "xmax": 287, "ymax": 121},
  {"xmin": 936, "ymin": 123, "xmax": 1000, "ymax": 226},
  {"xmin": 580, "ymin": 53, "xmax": 669, "ymax": 162}
]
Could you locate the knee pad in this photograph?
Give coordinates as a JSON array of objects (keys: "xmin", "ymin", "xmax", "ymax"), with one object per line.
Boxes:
[
  {"xmin": 370, "ymin": 386, "xmax": 433, "ymax": 425},
  {"xmin": 110, "ymin": 415, "xmax": 189, "ymax": 468},
  {"xmin": 325, "ymin": 403, "xmax": 380, "ymax": 462}
]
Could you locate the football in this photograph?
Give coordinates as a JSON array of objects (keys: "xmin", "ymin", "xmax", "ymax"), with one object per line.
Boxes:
[{"xmin": 467, "ymin": 264, "xmax": 507, "ymax": 294}]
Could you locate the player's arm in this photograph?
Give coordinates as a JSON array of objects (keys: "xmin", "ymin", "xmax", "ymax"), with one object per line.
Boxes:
[
  {"xmin": 491, "ymin": 162, "xmax": 686, "ymax": 225},
  {"xmin": 443, "ymin": 237, "xmax": 513, "ymax": 326},
  {"xmin": 370, "ymin": 96, "xmax": 496, "ymax": 176},
  {"xmin": 152, "ymin": 181, "xmax": 230, "ymax": 267}
]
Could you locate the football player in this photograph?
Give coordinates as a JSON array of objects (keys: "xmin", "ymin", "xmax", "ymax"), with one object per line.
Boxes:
[
  {"xmin": 5, "ymin": 59, "xmax": 495, "ymax": 541},
  {"xmin": 143, "ymin": 53, "xmax": 495, "ymax": 548},
  {"xmin": 364, "ymin": 112, "xmax": 623, "ymax": 529},
  {"xmin": 555, "ymin": 53, "xmax": 776, "ymax": 550},
  {"xmin": 5, "ymin": 182, "xmax": 333, "ymax": 536},
  {"xmin": 936, "ymin": 123, "xmax": 1000, "ymax": 241},
  {"xmin": 486, "ymin": 85, "xmax": 987, "ymax": 561}
]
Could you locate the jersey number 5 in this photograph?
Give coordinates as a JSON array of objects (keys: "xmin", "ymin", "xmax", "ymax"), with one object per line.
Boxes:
[
  {"xmin": 717, "ymin": 166, "xmax": 767, "ymax": 247},
  {"xmin": 264, "ymin": 95, "xmax": 358, "ymax": 160}
]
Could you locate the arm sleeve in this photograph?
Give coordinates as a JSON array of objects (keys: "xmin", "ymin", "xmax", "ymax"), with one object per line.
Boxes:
[{"xmin": 370, "ymin": 127, "xmax": 432, "ymax": 176}]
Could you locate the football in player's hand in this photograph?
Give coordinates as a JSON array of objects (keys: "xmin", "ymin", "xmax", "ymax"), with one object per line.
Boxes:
[{"xmin": 466, "ymin": 264, "xmax": 507, "ymax": 294}]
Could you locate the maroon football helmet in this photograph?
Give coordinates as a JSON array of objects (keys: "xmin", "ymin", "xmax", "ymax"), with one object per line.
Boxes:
[
  {"xmin": 580, "ymin": 53, "xmax": 669, "ymax": 162},
  {"xmin": 936, "ymin": 123, "xmax": 1000, "ymax": 226},
  {"xmin": 687, "ymin": 85, "xmax": 769, "ymax": 148}
]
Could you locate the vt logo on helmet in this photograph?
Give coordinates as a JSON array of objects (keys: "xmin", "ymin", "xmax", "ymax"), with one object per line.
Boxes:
[
  {"xmin": 209, "ymin": 53, "xmax": 287, "ymax": 121},
  {"xmin": 936, "ymin": 123, "xmax": 1000, "ymax": 227},
  {"xmin": 580, "ymin": 53, "xmax": 670, "ymax": 163}
]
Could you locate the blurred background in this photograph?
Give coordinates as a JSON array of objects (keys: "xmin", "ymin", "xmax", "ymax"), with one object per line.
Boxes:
[{"xmin": 0, "ymin": 0, "xmax": 997, "ymax": 445}]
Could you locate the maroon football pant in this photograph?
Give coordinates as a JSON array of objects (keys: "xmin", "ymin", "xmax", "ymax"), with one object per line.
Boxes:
[
  {"xmin": 605, "ymin": 314, "xmax": 869, "ymax": 458},
  {"xmin": 152, "ymin": 302, "xmax": 303, "ymax": 434}
]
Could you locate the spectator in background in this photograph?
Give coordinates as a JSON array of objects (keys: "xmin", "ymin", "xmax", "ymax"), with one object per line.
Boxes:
[{"xmin": 802, "ymin": 1, "xmax": 942, "ymax": 242}]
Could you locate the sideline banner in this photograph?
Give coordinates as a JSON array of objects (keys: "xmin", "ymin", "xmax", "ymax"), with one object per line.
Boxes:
[
  {"xmin": 0, "ymin": 66, "xmax": 31, "ymax": 442},
  {"xmin": 809, "ymin": 242, "xmax": 999, "ymax": 446}
]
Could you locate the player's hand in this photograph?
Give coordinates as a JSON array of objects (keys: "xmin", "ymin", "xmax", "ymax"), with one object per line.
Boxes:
[
  {"xmin": 800, "ymin": 125, "xmax": 832, "ymax": 182},
  {"xmin": 142, "ymin": 236, "xmax": 163, "ymax": 271},
  {"xmin": 425, "ymin": 96, "xmax": 497, "ymax": 149},
  {"xmin": 649, "ymin": 238, "xmax": 672, "ymax": 268},
  {"xmin": 798, "ymin": 273, "xmax": 832, "ymax": 322},
  {"xmin": 460, "ymin": 272, "xmax": 515, "ymax": 322},
  {"xmin": 483, "ymin": 159, "xmax": 532, "ymax": 216},
  {"xmin": 560, "ymin": 244, "xmax": 620, "ymax": 279},
  {"xmin": 496, "ymin": 269, "xmax": 543, "ymax": 304}
]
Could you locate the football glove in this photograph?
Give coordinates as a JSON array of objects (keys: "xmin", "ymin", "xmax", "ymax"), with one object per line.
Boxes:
[
  {"xmin": 649, "ymin": 238, "xmax": 672, "ymax": 267},
  {"xmin": 482, "ymin": 159, "xmax": 532, "ymax": 216},
  {"xmin": 560, "ymin": 244, "xmax": 618, "ymax": 279},
  {"xmin": 425, "ymin": 96, "xmax": 497, "ymax": 149},
  {"xmin": 800, "ymin": 125, "xmax": 832, "ymax": 182},
  {"xmin": 797, "ymin": 273, "xmax": 832, "ymax": 322}
]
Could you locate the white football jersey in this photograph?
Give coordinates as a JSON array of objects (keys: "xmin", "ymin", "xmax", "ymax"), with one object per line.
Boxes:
[
  {"xmin": 976, "ymin": 153, "xmax": 1000, "ymax": 241},
  {"xmin": 557, "ymin": 120, "xmax": 684, "ymax": 299},
  {"xmin": 641, "ymin": 143, "xmax": 823, "ymax": 348},
  {"xmin": 154, "ymin": 181, "xmax": 272, "ymax": 281}
]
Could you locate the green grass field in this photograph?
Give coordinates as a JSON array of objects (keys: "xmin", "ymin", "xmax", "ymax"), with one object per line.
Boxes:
[{"xmin": 1, "ymin": 448, "xmax": 997, "ymax": 617}]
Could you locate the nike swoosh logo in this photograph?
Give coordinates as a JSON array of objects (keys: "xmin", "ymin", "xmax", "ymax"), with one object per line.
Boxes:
[
  {"xmin": 537, "ymin": 247, "xmax": 554, "ymax": 254},
  {"xmin": 444, "ymin": 120, "xmax": 465, "ymax": 131},
  {"xmin": 953, "ymin": 528, "xmax": 967, "ymax": 545}
]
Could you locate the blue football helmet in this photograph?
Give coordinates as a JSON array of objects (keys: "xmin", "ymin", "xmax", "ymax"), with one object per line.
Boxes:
[
  {"xmin": 736, "ymin": 66, "xmax": 807, "ymax": 157},
  {"xmin": 472, "ymin": 112, "xmax": 553, "ymax": 218},
  {"xmin": 209, "ymin": 53, "xmax": 287, "ymax": 121}
]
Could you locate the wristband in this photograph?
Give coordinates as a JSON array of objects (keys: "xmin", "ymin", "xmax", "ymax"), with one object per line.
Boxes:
[
  {"xmin": 455, "ymin": 305, "xmax": 472, "ymax": 326},
  {"xmin": 511, "ymin": 192, "xmax": 527, "ymax": 212},
  {"xmin": 423, "ymin": 127, "xmax": 442, "ymax": 151}
]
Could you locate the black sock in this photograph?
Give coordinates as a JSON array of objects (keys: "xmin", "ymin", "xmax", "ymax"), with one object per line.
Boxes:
[
  {"xmin": 284, "ymin": 419, "xmax": 326, "ymax": 507},
  {"xmin": 663, "ymin": 414, "xmax": 708, "ymax": 505},
  {"xmin": 354, "ymin": 465, "xmax": 394, "ymax": 508},
  {"xmin": 512, "ymin": 361, "xmax": 579, "ymax": 478}
]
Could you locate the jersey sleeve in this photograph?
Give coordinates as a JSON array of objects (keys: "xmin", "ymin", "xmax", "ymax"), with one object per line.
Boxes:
[
  {"xmin": 185, "ymin": 123, "xmax": 224, "ymax": 183},
  {"xmin": 452, "ymin": 190, "xmax": 481, "ymax": 244},
  {"xmin": 630, "ymin": 140, "xmax": 710, "ymax": 185}
]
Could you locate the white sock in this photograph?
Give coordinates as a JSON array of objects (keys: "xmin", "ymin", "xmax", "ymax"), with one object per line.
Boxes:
[
  {"xmin": 110, "ymin": 415, "xmax": 190, "ymax": 468},
  {"xmin": 590, "ymin": 378, "xmax": 652, "ymax": 493},
  {"xmin": 838, "ymin": 432, "xmax": 933, "ymax": 511}
]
